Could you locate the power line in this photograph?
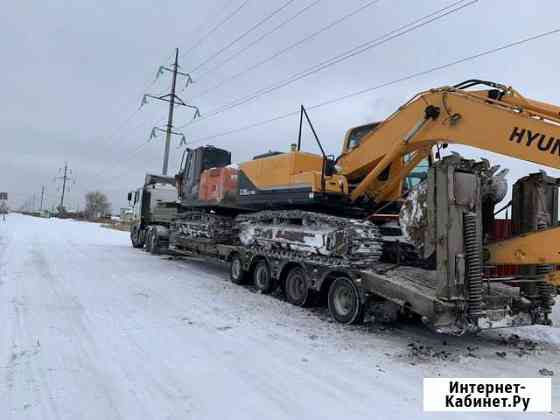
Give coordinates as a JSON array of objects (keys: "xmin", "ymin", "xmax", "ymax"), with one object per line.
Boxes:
[
  {"xmin": 94, "ymin": 58, "xmax": 182, "ymax": 156},
  {"xmin": 189, "ymin": 0, "xmax": 297, "ymax": 74},
  {"xmin": 88, "ymin": 0, "xmax": 470, "ymax": 189},
  {"xmin": 85, "ymin": 115, "xmax": 166, "ymax": 185},
  {"xmin": 191, "ymin": 0, "xmax": 382, "ymax": 101},
  {"xmin": 88, "ymin": 0, "xmax": 370, "ymax": 157},
  {"xmin": 200, "ymin": 0, "xmax": 324, "ymax": 81},
  {"xmin": 184, "ymin": 0, "xmax": 235, "ymax": 43},
  {"xmin": 94, "ymin": 139, "xmax": 158, "ymax": 187},
  {"xmin": 186, "ymin": 27, "xmax": 560, "ymax": 145},
  {"xmin": 88, "ymin": 51, "xmax": 175, "ymax": 154},
  {"xmin": 86, "ymin": 25, "xmax": 560, "ymax": 193},
  {"xmin": 75, "ymin": 137, "xmax": 155, "ymax": 199},
  {"xmin": 180, "ymin": 0, "xmax": 475, "ymax": 128},
  {"xmin": 90, "ymin": 113, "xmax": 163, "ymax": 170},
  {"xmin": 183, "ymin": 0, "xmax": 251, "ymax": 57}
]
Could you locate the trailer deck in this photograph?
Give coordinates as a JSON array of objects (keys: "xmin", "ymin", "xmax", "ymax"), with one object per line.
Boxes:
[{"xmin": 359, "ymin": 264, "xmax": 536, "ymax": 332}]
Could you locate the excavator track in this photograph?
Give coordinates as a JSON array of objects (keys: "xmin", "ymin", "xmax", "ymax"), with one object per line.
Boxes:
[
  {"xmin": 236, "ymin": 210, "xmax": 383, "ymax": 268},
  {"xmin": 174, "ymin": 211, "xmax": 236, "ymax": 243}
]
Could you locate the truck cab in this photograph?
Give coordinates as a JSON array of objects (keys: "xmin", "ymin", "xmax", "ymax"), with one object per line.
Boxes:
[{"xmin": 129, "ymin": 174, "xmax": 178, "ymax": 249}]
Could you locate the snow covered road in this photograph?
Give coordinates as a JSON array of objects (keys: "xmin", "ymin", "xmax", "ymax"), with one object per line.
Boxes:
[{"xmin": 0, "ymin": 214, "xmax": 559, "ymax": 419}]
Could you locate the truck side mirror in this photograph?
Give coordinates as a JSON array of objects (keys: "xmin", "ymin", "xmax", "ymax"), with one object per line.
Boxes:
[{"xmin": 127, "ymin": 192, "xmax": 132, "ymax": 202}]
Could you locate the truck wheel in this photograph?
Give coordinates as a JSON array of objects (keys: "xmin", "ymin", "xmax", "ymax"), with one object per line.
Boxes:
[
  {"xmin": 130, "ymin": 230, "xmax": 137, "ymax": 247},
  {"xmin": 230, "ymin": 254, "xmax": 247, "ymax": 285},
  {"xmin": 137, "ymin": 228, "xmax": 146, "ymax": 249},
  {"xmin": 284, "ymin": 266, "xmax": 309, "ymax": 307},
  {"xmin": 131, "ymin": 226, "xmax": 142, "ymax": 248},
  {"xmin": 143, "ymin": 228, "xmax": 152, "ymax": 252},
  {"xmin": 253, "ymin": 260, "xmax": 274, "ymax": 294},
  {"xmin": 328, "ymin": 277, "xmax": 363, "ymax": 324},
  {"xmin": 149, "ymin": 228, "xmax": 160, "ymax": 255}
]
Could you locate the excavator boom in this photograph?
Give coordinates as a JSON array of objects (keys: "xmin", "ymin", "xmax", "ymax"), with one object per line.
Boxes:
[
  {"xmin": 337, "ymin": 81, "xmax": 560, "ymax": 203},
  {"xmin": 333, "ymin": 80, "xmax": 560, "ymax": 272},
  {"xmin": 487, "ymin": 225, "xmax": 560, "ymax": 265}
]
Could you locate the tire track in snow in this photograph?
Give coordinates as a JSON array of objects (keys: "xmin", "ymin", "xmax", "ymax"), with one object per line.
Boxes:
[{"xmin": 50, "ymin": 226, "xmax": 195, "ymax": 419}]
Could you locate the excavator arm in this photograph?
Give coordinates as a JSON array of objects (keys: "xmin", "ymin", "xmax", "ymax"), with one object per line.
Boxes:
[
  {"xmin": 337, "ymin": 80, "xmax": 560, "ymax": 202},
  {"xmin": 337, "ymin": 80, "xmax": 560, "ymax": 270},
  {"xmin": 486, "ymin": 225, "xmax": 560, "ymax": 265}
]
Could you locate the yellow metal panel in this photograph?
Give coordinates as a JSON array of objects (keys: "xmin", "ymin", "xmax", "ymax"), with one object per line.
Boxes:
[
  {"xmin": 290, "ymin": 171, "xmax": 319, "ymax": 190},
  {"xmin": 240, "ymin": 151, "xmax": 324, "ymax": 189},
  {"xmin": 373, "ymin": 147, "xmax": 431, "ymax": 203},
  {"xmin": 241, "ymin": 86, "xmax": 560, "ymax": 204},
  {"xmin": 340, "ymin": 87, "xmax": 560, "ymax": 203},
  {"xmin": 486, "ymin": 226, "xmax": 560, "ymax": 265},
  {"xmin": 545, "ymin": 271, "xmax": 560, "ymax": 286}
]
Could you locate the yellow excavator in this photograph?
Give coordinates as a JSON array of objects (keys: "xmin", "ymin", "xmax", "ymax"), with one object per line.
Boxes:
[
  {"xmin": 133, "ymin": 79, "xmax": 560, "ymax": 331},
  {"xmin": 231, "ymin": 79, "xmax": 560, "ymax": 268}
]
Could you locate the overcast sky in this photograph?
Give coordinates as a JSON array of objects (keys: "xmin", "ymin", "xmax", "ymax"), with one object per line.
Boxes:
[{"xmin": 3, "ymin": 0, "xmax": 560, "ymax": 212}]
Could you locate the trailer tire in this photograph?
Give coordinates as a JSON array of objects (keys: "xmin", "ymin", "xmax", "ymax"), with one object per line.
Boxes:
[
  {"xmin": 328, "ymin": 277, "xmax": 363, "ymax": 324},
  {"xmin": 230, "ymin": 253, "xmax": 247, "ymax": 285},
  {"xmin": 253, "ymin": 260, "xmax": 274, "ymax": 294},
  {"xmin": 284, "ymin": 266, "xmax": 309, "ymax": 307}
]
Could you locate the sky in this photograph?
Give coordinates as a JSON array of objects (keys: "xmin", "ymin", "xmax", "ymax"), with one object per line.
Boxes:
[{"xmin": 3, "ymin": 0, "xmax": 560, "ymax": 213}]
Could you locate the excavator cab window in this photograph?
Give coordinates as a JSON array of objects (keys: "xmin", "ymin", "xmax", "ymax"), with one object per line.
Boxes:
[
  {"xmin": 403, "ymin": 158, "xmax": 430, "ymax": 193},
  {"xmin": 346, "ymin": 123, "xmax": 379, "ymax": 151}
]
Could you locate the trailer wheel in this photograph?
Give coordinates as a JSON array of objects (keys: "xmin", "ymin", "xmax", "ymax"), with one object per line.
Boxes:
[
  {"xmin": 253, "ymin": 260, "xmax": 274, "ymax": 294},
  {"xmin": 328, "ymin": 277, "xmax": 363, "ymax": 324},
  {"xmin": 230, "ymin": 254, "xmax": 247, "ymax": 285},
  {"xmin": 284, "ymin": 266, "xmax": 309, "ymax": 307}
]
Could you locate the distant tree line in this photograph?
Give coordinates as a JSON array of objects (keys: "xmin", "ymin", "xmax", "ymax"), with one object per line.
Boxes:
[{"xmin": 85, "ymin": 191, "xmax": 111, "ymax": 220}]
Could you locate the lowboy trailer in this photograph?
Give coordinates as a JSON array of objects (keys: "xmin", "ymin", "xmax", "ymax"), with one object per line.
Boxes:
[{"xmin": 129, "ymin": 155, "xmax": 556, "ymax": 334}]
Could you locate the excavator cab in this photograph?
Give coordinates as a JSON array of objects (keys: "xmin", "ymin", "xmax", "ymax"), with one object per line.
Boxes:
[
  {"xmin": 342, "ymin": 122, "xmax": 380, "ymax": 153},
  {"xmin": 402, "ymin": 157, "xmax": 430, "ymax": 194},
  {"xmin": 342, "ymin": 122, "xmax": 432, "ymax": 204},
  {"xmin": 176, "ymin": 146, "xmax": 231, "ymax": 206}
]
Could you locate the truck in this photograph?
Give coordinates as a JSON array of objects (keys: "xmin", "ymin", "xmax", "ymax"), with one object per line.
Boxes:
[{"xmin": 129, "ymin": 80, "xmax": 560, "ymax": 334}]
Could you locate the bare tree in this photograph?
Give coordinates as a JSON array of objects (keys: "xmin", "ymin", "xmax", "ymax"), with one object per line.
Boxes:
[{"xmin": 85, "ymin": 191, "xmax": 111, "ymax": 220}]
